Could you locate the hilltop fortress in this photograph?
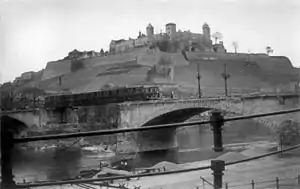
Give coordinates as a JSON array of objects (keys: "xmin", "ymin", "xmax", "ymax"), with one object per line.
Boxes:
[
  {"xmin": 109, "ymin": 22, "xmax": 226, "ymax": 54},
  {"xmin": 62, "ymin": 22, "xmax": 226, "ymax": 61}
]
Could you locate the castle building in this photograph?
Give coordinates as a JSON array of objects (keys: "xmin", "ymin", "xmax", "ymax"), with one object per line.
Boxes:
[
  {"xmin": 146, "ymin": 23, "xmax": 154, "ymax": 37},
  {"xmin": 109, "ymin": 22, "xmax": 220, "ymax": 54},
  {"xmin": 165, "ymin": 23, "xmax": 176, "ymax": 38},
  {"xmin": 202, "ymin": 23, "xmax": 211, "ymax": 42}
]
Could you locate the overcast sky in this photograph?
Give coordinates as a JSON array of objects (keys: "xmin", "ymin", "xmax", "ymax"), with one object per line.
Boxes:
[{"xmin": 0, "ymin": 0, "xmax": 299, "ymax": 82}]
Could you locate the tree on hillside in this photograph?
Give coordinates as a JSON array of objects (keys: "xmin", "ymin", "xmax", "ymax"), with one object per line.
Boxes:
[
  {"xmin": 232, "ymin": 41, "xmax": 239, "ymax": 54},
  {"xmin": 102, "ymin": 83, "xmax": 116, "ymax": 90},
  {"xmin": 70, "ymin": 59, "xmax": 85, "ymax": 72},
  {"xmin": 266, "ymin": 46, "xmax": 274, "ymax": 56},
  {"xmin": 157, "ymin": 38, "xmax": 170, "ymax": 52},
  {"xmin": 100, "ymin": 49, "xmax": 104, "ymax": 55},
  {"xmin": 212, "ymin": 32, "xmax": 223, "ymax": 44},
  {"xmin": 0, "ymin": 91, "xmax": 14, "ymax": 110}
]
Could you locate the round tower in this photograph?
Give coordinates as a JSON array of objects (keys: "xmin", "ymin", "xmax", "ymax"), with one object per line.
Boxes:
[
  {"xmin": 146, "ymin": 23, "xmax": 154, "ymax": 36},
  {"xmin": 202, "ymin": 22, "xmax": 211, "ymax": 40},
  {"xmin": 165, "ymin": 23, "xmax": 176, "ymax": 36}
]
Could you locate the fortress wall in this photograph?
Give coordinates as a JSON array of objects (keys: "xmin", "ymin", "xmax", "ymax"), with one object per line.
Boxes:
[
  {"xmin": 137, "ymin": 51, "xmax": 189, "ymax": 67},
  {"xmin": 188, "ymin": 51, "xmax": 295, "ymax": 74},
  {"xmin": 41, "ymin": 60, "xmax": 72, "ymax": 81},
  {"xmin": 173, "ymin": 63, "xmax": 269, "ymax": 96},
  {"xmin": 252, "ymin": 56, "xmax": 295, "ymax": 74},
  {"xmin": 39, "ymin": 49, "xmax": 297, "ymax": 95},
  {"xmin": 87, "ymin": 48, "xmax": 146, "ymax": 67},
  {"xmin": 41, "ymin": 48, "xmax": 146, "ymax": 81}
]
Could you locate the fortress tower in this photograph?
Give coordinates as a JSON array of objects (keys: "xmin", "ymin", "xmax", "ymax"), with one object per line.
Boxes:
[
  {"xmin": 146, "ymin": 23, "xmax": 154, "ymax": 36},
  {"xmin": 165, "ymin": 23, "xmax": 176, "ymax": 37}
]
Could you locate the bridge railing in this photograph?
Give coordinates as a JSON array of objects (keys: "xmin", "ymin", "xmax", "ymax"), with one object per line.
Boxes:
[
  {"xmin": 1, "ymin": 108, "xmax": 300, "ymax": 189},
  {"xmin": 1, "ymin": 90, "xmax": 298, "ymax": 112}
]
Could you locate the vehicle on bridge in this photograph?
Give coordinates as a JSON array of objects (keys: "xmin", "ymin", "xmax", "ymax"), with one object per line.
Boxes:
[{"xmin": 44, "ymin": 85, "xmax": 162, "ymax": 108}]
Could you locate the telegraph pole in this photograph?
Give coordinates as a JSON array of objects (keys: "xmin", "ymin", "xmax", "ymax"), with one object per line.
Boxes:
[
  {"xmin": 58, "ymin": 75, "xmax": 62, "ymax": 87},
  {"xmin": 196, "ymin": 63, "xmax": 202, "ymax": 98},
  {"xmin": 221, "ymin": 64, "xmax": 230, "ymax": 97}
]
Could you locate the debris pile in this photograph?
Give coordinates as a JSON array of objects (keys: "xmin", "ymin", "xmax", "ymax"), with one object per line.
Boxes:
[
  {"xmin": 216, "ymin": 152, "xmax": 249, "ymax": 162},
  {"xmin": 151, "ymin": 161, "xmax": 179, "ymax": 171}
]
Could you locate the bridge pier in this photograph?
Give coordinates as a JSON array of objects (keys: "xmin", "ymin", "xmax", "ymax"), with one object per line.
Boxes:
[
  {"xmin": 115, "ymin": 127, "xmax": 179, "ymax": 163},
  {"xmin": 136, "ymin": 127, "xmax": 178, "ymax": 152}
]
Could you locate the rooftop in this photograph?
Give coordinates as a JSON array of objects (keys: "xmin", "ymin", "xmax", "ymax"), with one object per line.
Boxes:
[{"xmin": 166, "ymin": 23, "xmax": 176, "ymax": 26}]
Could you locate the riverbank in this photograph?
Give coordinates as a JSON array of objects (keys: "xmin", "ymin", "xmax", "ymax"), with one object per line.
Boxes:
[{"xmin": 15, "ymin": 141, "xmax": 300, "ymax": 189}]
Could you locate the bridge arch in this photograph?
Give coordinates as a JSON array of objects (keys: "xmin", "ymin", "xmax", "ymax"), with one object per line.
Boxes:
[
  {"xmin": 136, "ymin": 107, "xmax": 214, "ymax": 152},
  {"xmin": 135, "ymin": 105, "xmax": 274, "ymax": 153},
  {"xmin": 0, "ymin": 115, "xmax": 28, "ymax": 137},
  {"xmin": 141, "ymin": 107, "xmax": 213, "ymax": 126}
]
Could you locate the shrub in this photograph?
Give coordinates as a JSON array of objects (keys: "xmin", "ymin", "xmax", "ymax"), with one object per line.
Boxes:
[
  {"xmin": 70, "ymin": 59, "xmax": 85, "ymax": 72},
  {"xmin": 277, "ymin": 119, "xmax": 300, "ymax": 146},
  {"xmin": 157, "ymin": 39, "xmax": 169, "ymax": 52}
]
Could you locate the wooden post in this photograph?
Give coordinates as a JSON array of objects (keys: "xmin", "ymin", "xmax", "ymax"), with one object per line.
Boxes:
[
  {"xmin": 1, "ymin": 122, "xmax": 16, "ymax": 188},
  {"xmin": 211, "ymin": 160, "xmax": 225, "ymax": 189},
  {"xmin": 210, "ymin": 111, "xmax": 224, "ymax": 152},
  {"xmin": 251, "ymin": 180, "xmax": 255, "ymax": 189},
  {"xmin": 202, "ymin": 177, "xmax": 205, "ymax": 189},
  {"xmin": 276, "ymin": 177, "xmax": 279, "ymax": 189},
  {"xmin": 298, "ymin": 174, "xmax": 300, "ymax": 185}
]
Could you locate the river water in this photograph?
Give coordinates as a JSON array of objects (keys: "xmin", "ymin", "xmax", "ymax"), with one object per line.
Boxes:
[{"xmin": 7, "ymin": 119, "xmax": 273, "ymax": 183}]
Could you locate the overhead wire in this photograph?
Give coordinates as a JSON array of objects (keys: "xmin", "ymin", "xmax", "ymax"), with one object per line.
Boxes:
[{"xmin": 14, "ymin": 108, "xmax": 300, "ymax": 143}]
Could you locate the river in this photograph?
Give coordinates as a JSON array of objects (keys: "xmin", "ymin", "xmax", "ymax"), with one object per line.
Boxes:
[{"xmin": 6, "ymin": 119, "xmax": 274, "ymax": 183}]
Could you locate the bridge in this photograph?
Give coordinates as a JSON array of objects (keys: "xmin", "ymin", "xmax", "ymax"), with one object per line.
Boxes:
[{"xmin": 1, "ymin": 93, "xmax": 299, "ymax": 154}]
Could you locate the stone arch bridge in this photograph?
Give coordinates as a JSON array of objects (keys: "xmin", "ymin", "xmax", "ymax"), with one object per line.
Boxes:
[{"xmin": 1, "ymin": 93, "xmax": 299, "ymax": 153}]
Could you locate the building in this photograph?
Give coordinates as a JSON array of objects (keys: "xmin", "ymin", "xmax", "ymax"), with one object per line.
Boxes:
[
  {"xmin": 21, "ymin": 71, "xmax": 34, "ymax": 80},
  {"xmin": 64, "ymin": 49, "xmax": 99, "ymax": 60},
  {"xmin": 146, "ymin": 24, "xmax": 154, "ymax": 36},
  {"xmin": 165, "ymin": 23, "xmax": 176, "ymax": 37},
  {"xmin": 213, "ymin": 41, "xmax": 227, "ymax": 53},
  {"xmin": 13, "ymin": 71, "xmax": 35, "ymax": 85},
  {"xmin": 109, "ymin": 22, "xmax": 218, "ymax": 54}
]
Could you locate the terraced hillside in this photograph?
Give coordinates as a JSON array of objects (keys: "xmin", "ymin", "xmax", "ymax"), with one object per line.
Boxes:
[{"xmin": 17, "ymin": 49, "xmax": 300, "ymax": 97}]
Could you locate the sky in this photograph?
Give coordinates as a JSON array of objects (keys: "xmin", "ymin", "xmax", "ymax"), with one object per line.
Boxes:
[{"xmin": 0, "ymin": 0, "xmax": 299, "ymax": 83}]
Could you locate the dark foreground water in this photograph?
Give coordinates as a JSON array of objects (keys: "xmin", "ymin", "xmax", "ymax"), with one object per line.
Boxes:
[{"xmin": 6, "ymin": 119, "xmax": 274, "ymax": 183}]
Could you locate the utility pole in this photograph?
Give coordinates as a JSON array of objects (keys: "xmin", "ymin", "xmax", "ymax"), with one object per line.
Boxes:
[
  {"xmin": 211, "ymin": 160, "xmax": 225, "ymax": 189},
  {"xmin": 196, "ymin": 63, "xmax": 202, "ymax": 98},
  {"xmin": 221, "ymin": 64, "xmax": 230, "ymax": 97},
  {"xmin": 58, "ymin": 75, "xmax": 62, "ymax": 87}
]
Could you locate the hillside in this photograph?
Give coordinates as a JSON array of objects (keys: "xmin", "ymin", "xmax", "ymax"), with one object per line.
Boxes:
[{"xmin": 12, "ymin": 49, "xmax": 299, "ymax": 97}]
